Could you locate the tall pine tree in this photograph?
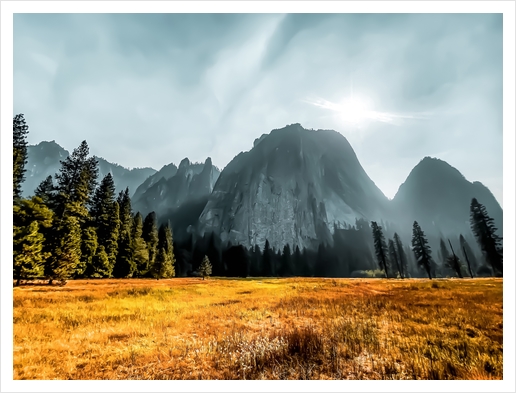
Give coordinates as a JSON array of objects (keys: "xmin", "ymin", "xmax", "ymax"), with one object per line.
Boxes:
[
  {"xmin": 91, "ymin": 173, "xmax": 120, "ymax": 275},
  {"xmin": 470, "ymin": 198, "xmax": 503, "ymax": 276},
  {"xmin": 34, "ymin": 176, "xmax": 56, "ymax": 207},
  {"xmin": 142, "ymin": 212, "xmax": 159, "ymax": 275},
  {"xmin": 78, "ymin": 225, "xmax": 98, "ymax": 277},
  {"xmin": 13, "ymin": 114, "xmax": 29, "ymax": 201},
  {"xmin": 113, "ymin": 188, "xmax": 136, "ymax": 278},
  {"xmin": 49, "ymin": 215, "xmax": 82, "ymax": 282},
  {"xmin": 132, "ymin": 212, "xmax": 149, "ymax": 277},
  {"xmin": 371, "ymin": 221, "xmax": 390, "ymax": 278},
  {"xmin": 152, "ymin": 224, "xmax": 175, "ymax": 279},
  {"xmin": 54, "ymin": 140, "xmax": 98, "ymax": 221},
  {"xmin": 48, "ymin": 141, "xmax": 98, "ymax": 280},
  {"xmin": 411, "ymin": 221, "xmax": 434, "ymax": 279}
]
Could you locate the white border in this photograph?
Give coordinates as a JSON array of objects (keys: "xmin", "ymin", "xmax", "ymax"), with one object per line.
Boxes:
[{"xmin": 1, "ymin": 2, "xmax": 514, "ymax": 392}]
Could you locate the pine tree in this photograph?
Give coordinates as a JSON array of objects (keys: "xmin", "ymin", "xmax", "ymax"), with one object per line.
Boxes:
[
  {"xmin": 54, "ymin": 141, "xmax": 98, "ymax": 221},
  {"xmin": 371, "ymin": 221, "xmax": 390, "ymax": 278},
  {"xmin": 132, "ymin": 212, "xmax": 149, "ymax": 277},
  {"xmin": 79, "ymin": 226, "xmax": 98, "ymax": 277},
  {"xmin": 411, "ymin": 221, "xmax": 434, "ymax": 279},
  {"xmin": 162, "ymin": 225, "xmax": 176, "ymax": 277},
  {"xmin": 89, "ymin": 245, "xmax": 111, "ymax": 278},
  {"xmin": 388, "ymin": 239, "xmax": 401, "ymax": 278},
  {"xmin": 33, "ymin": 177, "xmax": 58, "ymax": 272},
  {"xmin": 113, "ymin": 188, "xmax": 135, "ymax": 278},
  {"xmin": 13, "ymin": 196, "xmax": 53, "ymax": 285},
  {"xmin": 113, "ymin": 231, "xmax": 135, "ymax": 278},
  {"xmin": 142, "ymin": 212, "xmax": 159, "ymax": 269},
  {"xmin": 152, "ymin": 224, "xmax": 175, "ymax": 279},
  {"xmin": 13, "ymin": 114, "xmax": 29, "ymax": 201},
  {"xmin": 91, "ymin": 173, "xmax": 119, "ymax": 273},
  {"xmin": 199, "ymin": 256, "xmax": 212, "ymax": 280},
  {"xmin": 393, "ymin": 233, "xmax": 407, "ymax": 278},
  {"xmin": 470, "ymin": 198, "xmax": 503, "ymax": 276},
  {"xmin": 49, "ymin": 215, "xmax": 82, "ymax": 282},
  {"xmin": 34, "ymin": 176, "xmax": 56, "ymax": 206},
  {"xmin": 13, "ymin": 222, "xmax": 45, "ymax": 285}
]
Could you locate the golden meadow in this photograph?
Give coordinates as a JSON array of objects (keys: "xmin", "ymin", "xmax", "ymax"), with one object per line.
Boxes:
[{"xmin": 13, "ymin": 277, "xmax": 502, "ymax": 380}]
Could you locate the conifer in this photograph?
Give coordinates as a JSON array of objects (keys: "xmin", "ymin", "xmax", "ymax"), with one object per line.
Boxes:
[{"xmin": 411, "ymin": 221, "xmax": 434, "ymax": 279}]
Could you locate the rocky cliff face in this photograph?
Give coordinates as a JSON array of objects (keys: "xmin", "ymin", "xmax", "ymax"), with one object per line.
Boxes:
[
  {"xmin": 132, "ymin": 157, "xmax": 220, "ymax": 217},
  {"xmin": 392, "ymin": 157, "xmax": 503, "ymax": 238},
  {"xmin": 24, "ymin": 141, "xmax": 156, "ymax": 197},
  {"xmin": 197, "ymin": 124, "xmax": 390, "ymax": 250},
  {"xmin": 132, "ymin": 162, "xmax": 178, "ymax": 202}
]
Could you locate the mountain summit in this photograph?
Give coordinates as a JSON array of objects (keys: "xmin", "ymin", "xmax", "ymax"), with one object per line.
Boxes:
[
  {"xmin": 197, "ymin": 124, "xmax": 390, "ymax": 250},
  {"xmin": 392, "ymin": 157, "xmax": 503, "ymax": 238},
  {"xmin": 132, "ymin": 157, "xmax": 220, "ymax": 217}
]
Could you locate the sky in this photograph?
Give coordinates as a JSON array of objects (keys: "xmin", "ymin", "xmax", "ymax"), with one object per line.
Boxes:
[{"xmin": 13, "ymin": 13, "xmax": 503, "ymax": 205}]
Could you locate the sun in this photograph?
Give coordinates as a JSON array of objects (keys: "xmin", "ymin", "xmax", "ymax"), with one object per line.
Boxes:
[{"xmin": 337, "ymin": 96, "xmax": 373, "ymax": 126}]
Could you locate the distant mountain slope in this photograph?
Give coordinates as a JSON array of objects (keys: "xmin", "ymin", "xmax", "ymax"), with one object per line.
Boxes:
[
  {"xmin": 23, "ymin": 141, "xmax": 156, "ymax": 197},
  {"xmin": 132, "ymin": 157, "xmax": 220, "ymax": 218},
  {"xmin": 198, "ymin": 123, "xmax": 391, "ymax": 250},
  {"xmin": 131, "ymin": 162, "xmax": 178, "ymax": 203},
  {"xmin": 392, "ymin": 157, "xmax": 503, "ymax": 238}
]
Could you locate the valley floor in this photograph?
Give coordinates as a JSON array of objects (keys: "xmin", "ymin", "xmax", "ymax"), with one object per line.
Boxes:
[{"xmin": 13, "ymin": 277, "xmax": 502, "ymax": 380}]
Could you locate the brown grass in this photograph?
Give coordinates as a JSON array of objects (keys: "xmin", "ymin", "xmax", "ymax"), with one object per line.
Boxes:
[{"xmin": 13, "ymin": 277, "xmax": 503, "ymax": 380}]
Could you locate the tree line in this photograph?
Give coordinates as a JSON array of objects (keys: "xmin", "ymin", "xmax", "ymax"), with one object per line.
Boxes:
[
  {"xmin": 13, "ymin": 114, "xmax": 176, "ymax": 285},
  {"xmin": 370, "ymin": 200, "xmax": 503, "ymax": 279}
]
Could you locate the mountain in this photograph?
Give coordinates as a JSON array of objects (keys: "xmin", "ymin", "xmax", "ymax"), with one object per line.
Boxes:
[
  {"xmin": 132, "ymin": 162, "xmax": 179, "ymax": 203},
  {"xmin": 132, "ymin": 157, "xmax": 220, "ymax": 218},
  {"xmin": 23, "ymin": 141, "xmax": 68, "ymax": 197},
  {"xmin": 96, "ymin": 157, "xmax": 156, "ymax": 196},
  {"xmin": 23, "ymin": 141, "xmax": 157, "ymax": 197},
  {"xmin": 392, "ymin": 157, "xmax": 503, "ymax": 239},
  {"xmin": 197, "ymin": 123, "xmax": 391, "ymax": 250}
]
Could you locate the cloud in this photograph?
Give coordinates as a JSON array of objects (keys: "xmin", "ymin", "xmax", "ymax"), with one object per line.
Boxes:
[{"xmin": 13, "ymin": 13, "xmax": 503, "ymax": 205}]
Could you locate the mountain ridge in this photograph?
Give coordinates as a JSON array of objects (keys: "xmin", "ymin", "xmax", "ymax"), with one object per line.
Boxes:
[
  {"xmin": 24, "ymin": 141, "xmax": 157, "ymax": 197},
  {"xmin": 25, "ymin": 128, "xmax": 502, "ymax": 253}
]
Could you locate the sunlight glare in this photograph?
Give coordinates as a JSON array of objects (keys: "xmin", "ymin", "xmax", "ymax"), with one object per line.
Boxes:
[{"xmin": 338, "ymin": 96, "xmax": 373, "ymax": 126}]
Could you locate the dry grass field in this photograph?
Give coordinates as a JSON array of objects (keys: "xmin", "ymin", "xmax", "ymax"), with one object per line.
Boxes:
[{"xmin": 13, "ymin": 277, "xmax": 502, "ymax": 380}]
